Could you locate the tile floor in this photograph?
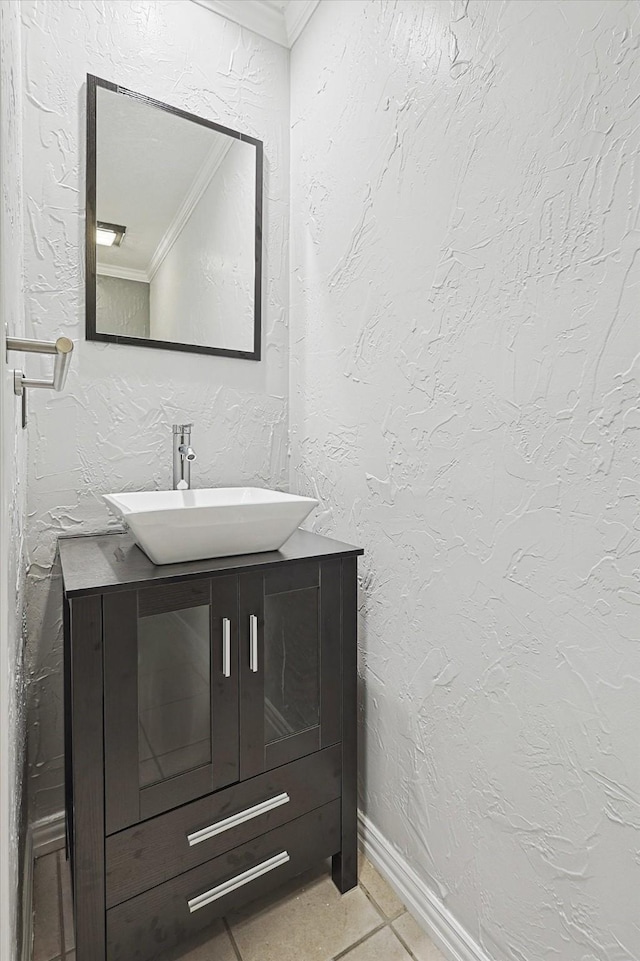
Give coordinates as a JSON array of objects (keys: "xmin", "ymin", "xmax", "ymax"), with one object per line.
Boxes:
[{"xmin": 32, "ymin": 849, "xmax": 447, "ymax": 961}]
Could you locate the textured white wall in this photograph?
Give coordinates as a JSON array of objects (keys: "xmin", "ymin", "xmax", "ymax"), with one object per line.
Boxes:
[
  {"xmin": 151, "ymin": 138, "xmax": 256, "ymax": 351},
  {"xmin": 21, "ymin": 0, "xmax": 290, "ymax": 820},
  {"xmin": 97, "ymin": 275, "xmax": 150, "ymax": 338},
  {"xmin": 0, "ymin": 2, "xmax": 27, "ymax": 957},
  {"xmin": 290, "ymin": 2, "xmax": 640, "ymax": 959}
]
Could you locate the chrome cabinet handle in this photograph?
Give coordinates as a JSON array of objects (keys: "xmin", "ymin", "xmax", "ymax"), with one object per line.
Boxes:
[
  {"xmin": 186, "ymin": 792, "xmax": 290, "ymax": 847},
  {"xmin": 249, "ymin": 614, "xmax": 258, "ymax": 673},
  {"xmin": 187, "ymin": 850, "xmax": 290, "ymax": 913},
  {"xmin": 222, "ymin": 618, "xmax": 231, "ymax": 678}
]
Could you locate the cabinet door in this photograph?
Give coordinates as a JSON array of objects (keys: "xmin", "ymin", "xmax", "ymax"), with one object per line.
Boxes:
[
  {"xmin": 239, "ymin": 559, "xmax": 342, "ymax": 779},
  {"xmin": 103, "ymin": 576, "xmax": 239, "ymax": 833}
]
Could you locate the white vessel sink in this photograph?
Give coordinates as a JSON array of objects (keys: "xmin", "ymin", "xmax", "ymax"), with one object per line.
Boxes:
[{"xmin": 103, "ymin": 487, "xmax": 318, "ymax": 565}]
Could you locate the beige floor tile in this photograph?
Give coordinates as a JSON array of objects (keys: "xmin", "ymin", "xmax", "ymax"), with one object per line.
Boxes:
[
  {"xmin": 228, "ymin": 868, "xmax": 382, "ymax": 961},
  {"xmin": 229, "ymin": 862, "xmax": 327, "ymax": 920},
  {"xmin": 338, "ymin": 926, "xmax": 413, "ymax": 960},
  {"xmin": 154, "ymin": 919, "xmax": 237, "ymax": 961},
  {"xmin": 358, "ymin": 855, "xmax": 405, "ymax": 920},
  {"xmin": 393, "ymin": 913, "xmax": 447, "ymax": 961},
  {"xmin": 32, "ymin": 852, "xmax": 61, "ymax": 961},
  {"xmin": 58, "ymin": 852, "xmax": 74, "ymax": 952}
]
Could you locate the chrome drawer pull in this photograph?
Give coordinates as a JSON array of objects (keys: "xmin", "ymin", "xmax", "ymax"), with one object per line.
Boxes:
[
  {"xmin": 187, "ymin": 850, "xmax": 290, "ymax": 913},
  {"xmin": 222, "ymin": 618, "xmax": 231, "ymax": 678},
  {"xmin": 187, "ymin": 792, "xmax": 290, "ymax": 847},
  {"xmin": 249, "ymin": 614, "xmax": 258, "ymax": 672}
]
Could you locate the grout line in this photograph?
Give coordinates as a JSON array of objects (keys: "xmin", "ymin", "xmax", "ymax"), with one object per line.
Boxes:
[
  {"xmin": 357, "ymin": 878, "xmax": 385, "ymax": 918},
  {"xmin": 331, "ymin": 920, "xmax": 388, "ymax": 960},
  {"xmin": 55, "ymin": 851, "xmax": 65, "ymax": 961},
  {"xmin": 390, "ymin": 920, "xmax": 420, "ymax": 961},
  {"xmin": 223, "ymin": 917, "xmax": 243, "ymax": 961},
  {"xmin": 358, "ymin": 876, "xmax": 407, "ymax": 924}
]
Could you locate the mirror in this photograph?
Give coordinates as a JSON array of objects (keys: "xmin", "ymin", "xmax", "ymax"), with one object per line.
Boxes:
[{"xmin": 86, "ymin": 75, "xmax": 262, "ymax": 359}]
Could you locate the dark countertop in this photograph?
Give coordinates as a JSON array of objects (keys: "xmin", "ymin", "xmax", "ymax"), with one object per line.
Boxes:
[{"xmin": 59, "ymin": 529, "xmax": 363, "ymax": 597}]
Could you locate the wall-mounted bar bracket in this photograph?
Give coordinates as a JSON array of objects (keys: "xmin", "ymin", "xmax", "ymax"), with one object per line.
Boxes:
[{"xmin": 6, "ymin": 333, "xmax": 74, "ymax": 428}]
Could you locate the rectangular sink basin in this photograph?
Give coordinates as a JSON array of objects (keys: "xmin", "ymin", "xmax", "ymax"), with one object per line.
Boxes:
[{"xmin": 103, "ymin": 487, "xmax": 318, "ymax": 565}]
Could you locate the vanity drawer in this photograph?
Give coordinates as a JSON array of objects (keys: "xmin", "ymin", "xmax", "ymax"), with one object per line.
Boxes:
[
  {"xmin": 106, "ymin": 799, "xmax": 341, "ymax": 961},
  {"xmin": 106, "ymin": 744, "xmax": 341, "ymax": 907}
]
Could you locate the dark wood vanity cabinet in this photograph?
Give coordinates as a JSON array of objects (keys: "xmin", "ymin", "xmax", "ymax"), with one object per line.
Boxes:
[{"xmin": 60, "ymin": 530, "xmax": 362, "ymax": 961}]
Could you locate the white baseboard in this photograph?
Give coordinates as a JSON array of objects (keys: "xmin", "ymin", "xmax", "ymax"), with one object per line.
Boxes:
[
  {"xmin": 21, "ymin": 812, "xmax": 65, "ymax": 961},
  {"xmin": 23, "ymin": 811, "xmax": 488, "ymax": 961},
  {"xmin": 21, "ymin": 827, "xmax": 33, "ymax": 961},
  {"xmin": 31, "ymin": 812, "xmax": 65, "ymax": 858},
  {"xmin": 358, "ymin": 812, "xmax": 494, "ymax": 961}
]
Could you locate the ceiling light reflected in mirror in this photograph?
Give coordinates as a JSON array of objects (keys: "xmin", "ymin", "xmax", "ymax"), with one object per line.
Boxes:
[{"xmin": 96, "ymin": 221, "xmax": 126, "ymax": 247}]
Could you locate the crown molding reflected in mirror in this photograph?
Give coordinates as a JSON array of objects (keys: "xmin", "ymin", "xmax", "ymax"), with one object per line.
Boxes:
[
  {"xmin": 190, "ymin": 0, "xmax": 320, "ymax": 48},
  {"xmin": 86, "ymin": 74, "xmax": 263, "ymax": 359}
]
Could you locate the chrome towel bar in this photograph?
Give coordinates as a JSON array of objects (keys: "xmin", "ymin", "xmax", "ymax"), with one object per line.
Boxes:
[
  {"xmin": 7, "ymin": 334, "xmax": 74, "ymax": 394},
  {"xmin": 6, "ymin": 333, "xmax": 74, "ymax": 427}
]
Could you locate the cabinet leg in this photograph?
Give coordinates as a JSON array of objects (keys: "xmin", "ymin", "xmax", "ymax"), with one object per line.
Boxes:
[
  {"xmin": 332, "ymin": 846, "xmax": 358, "ymax": 893},
  {"xmin": 333, "ymin": 555, "xmax": 359, "ymax": 895}
]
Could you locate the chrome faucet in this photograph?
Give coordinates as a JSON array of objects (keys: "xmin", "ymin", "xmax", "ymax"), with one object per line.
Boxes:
[{"xmin": 172, "ymin": 423, "xmax": 197, "ymax": 490}]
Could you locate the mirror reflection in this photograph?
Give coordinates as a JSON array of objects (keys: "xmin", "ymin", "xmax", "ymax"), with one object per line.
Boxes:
[{"xmin": 88, "ymin": 77, "xmax": 262, "ymax": 358}]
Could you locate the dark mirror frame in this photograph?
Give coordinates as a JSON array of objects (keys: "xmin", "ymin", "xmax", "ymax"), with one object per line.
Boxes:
[{"xmin": 86, "ymin": 74, "xmax": 263, "ymax": 360}]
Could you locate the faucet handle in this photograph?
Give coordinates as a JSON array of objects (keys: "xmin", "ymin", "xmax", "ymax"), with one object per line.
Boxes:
[
  {"xmin": 179, "ymin": 445, "xmax": 197, "ymax": 462},
  {"xmin": 173, "ymin": 423, "xmax": 193, "ymax": 433}
]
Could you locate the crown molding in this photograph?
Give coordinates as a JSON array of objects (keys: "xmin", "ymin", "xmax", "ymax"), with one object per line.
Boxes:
[
  {"xmin": 190, "ymin": 0, "xmax": 319, "ymax": 48},
  {"xmin": 284, "ymin": 0, "xmax": 319, "ymax": 46},
  {"xmin": 191, "ymin": 0, "xmax": 285, "ymax": 46},
  {"xmin": 147, "ymin": 136, "xmax": 233, "ymax": 281},
  {"xmin": 96, "ymin": 263, "xmax": 150, "ymax": 284}
]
